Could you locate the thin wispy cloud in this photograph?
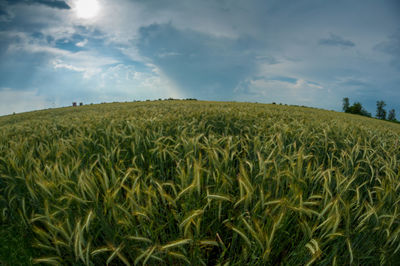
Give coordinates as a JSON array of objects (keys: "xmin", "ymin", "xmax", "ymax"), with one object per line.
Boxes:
[
  {"xmin": 319, "ymin": 34, "xmax": 355, "ymax": 47},
  {"xmin": 374, "ymin": 29, "xmax": 400, "ymax": 70}
]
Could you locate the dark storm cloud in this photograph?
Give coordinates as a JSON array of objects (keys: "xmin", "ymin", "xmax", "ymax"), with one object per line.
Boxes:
[
  {"xmin": 0, "ymin": 7, "xmax": 7, "ymax": 16},
  {"xmin": 36, "ymin": 0, "xmax": 70, "ymax": 9},
  {"xmin": 136, "ymin": 23, "xmax": 259, "ymax": 100},
  {"xmin": 319, "ymin": 34, "xmax": 355, "ymax": 47},
  {"xmin": 3, "ymin": 0, "xmax": 70, "ymax": 9},
  {"xmin": 375, "ymin": 29, "xmax": 400, "ymax": 70}
]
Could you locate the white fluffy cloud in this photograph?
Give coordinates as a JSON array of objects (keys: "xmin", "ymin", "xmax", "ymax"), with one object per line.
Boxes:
[
  {"xmin": 97, "ymin": 63, "xmax": 181, "ymax": 100},
  {"xmin": 235, "ymin": 77, "xmax": 334, "ymax": 107}
]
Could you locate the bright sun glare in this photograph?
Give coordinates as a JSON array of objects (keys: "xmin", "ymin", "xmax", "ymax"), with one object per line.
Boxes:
[{"xmin": 75, "ymin": 0, "xmax": 100, "ymax": 19}]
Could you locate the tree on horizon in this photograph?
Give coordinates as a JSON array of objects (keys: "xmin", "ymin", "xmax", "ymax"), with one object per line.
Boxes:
[
  {"xmin": 376, "ymin": 101, "xmax": 387, "ymax": 120},
  {"xmin": 343, "ymin": 97, "xmax": 350, "ymax": 112},
  {"xmin": 342, "ymin": 97, "xmax": 371, "ymax": 117},
  {"xmin": 388, "ymin": 109, "xmax": 396, "ymax": 121}
]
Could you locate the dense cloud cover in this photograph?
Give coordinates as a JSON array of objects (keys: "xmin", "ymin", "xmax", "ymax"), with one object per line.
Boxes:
[{"xmin": 0, "ymin": 0, "xmax": 399, "ymax": 115}]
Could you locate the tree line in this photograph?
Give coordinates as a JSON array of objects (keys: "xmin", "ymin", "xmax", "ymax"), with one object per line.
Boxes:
[{"xmin": 342, "ymin": 98, "xmax": 396, "ymax": 121}]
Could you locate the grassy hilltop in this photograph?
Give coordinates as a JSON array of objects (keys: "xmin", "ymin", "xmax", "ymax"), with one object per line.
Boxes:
[{"xmin": 1, "ymin": 101, "xmax": 400, "ymax": 265}]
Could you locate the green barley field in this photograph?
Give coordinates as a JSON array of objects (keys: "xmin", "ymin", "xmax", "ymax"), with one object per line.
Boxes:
[{"xmin": 1, "ymin": 101, "xmax": 400, "ymax": 265}]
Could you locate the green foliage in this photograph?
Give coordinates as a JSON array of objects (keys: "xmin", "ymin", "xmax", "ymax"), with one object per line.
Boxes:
[
  {"xmin": 376, "ymin": 100, "xmax": 387, "ymax": 120},
  {"xmin": 388, "ymin": 109, "xmax": 396, "ymax": 121},
  {"xmin": 342, "ymin": 98, "xmax": 371, "ymax": 117},
  {"xmin": 0, "ymin": 220, "xmax": 39, "ymax": 265},
  {"xmin": 342, "ymin": 97, "xmax": 349, "ymax": 112},
  {"xmin": 1, "ymin": 101, "xmax": 400, "ymax": 265}
]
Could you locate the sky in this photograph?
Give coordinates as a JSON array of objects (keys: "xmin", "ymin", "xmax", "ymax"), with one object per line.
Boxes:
[{"xmin": 0, "ymin": 0, "xmax": 399, "ymax": 116}]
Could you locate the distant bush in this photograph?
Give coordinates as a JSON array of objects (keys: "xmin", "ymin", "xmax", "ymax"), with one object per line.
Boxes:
[
  {"xmin": 343, "ymin": 98, "xmax": 371, "ymax": 117},
  {"xmin": 388, "ymin": 109, "xmax": 396, "ymax": 121}
]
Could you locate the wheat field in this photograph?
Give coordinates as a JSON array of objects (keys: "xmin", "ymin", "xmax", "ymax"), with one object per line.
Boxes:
[{"xmin": 1, "ymin": 101, "xmax": 400, "ymax": 265}]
